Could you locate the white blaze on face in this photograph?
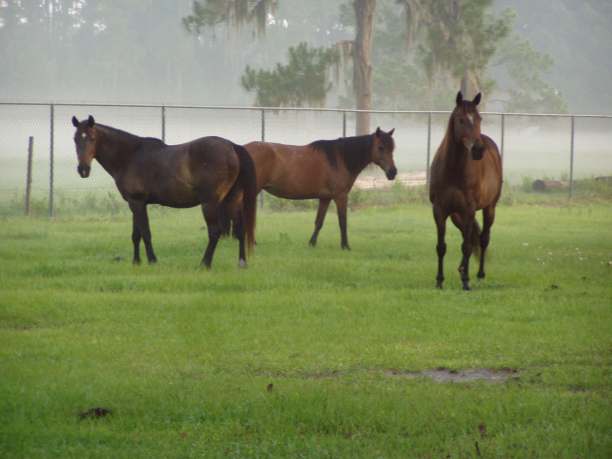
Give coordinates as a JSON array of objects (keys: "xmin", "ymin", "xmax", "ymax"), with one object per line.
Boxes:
[{"xmin": 467, "ymin": 113, "xmax": 474, "ymax": 125}]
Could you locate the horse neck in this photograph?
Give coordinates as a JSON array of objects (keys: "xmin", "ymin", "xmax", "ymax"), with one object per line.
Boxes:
[
  {"xmin": 440, "ymin": 121, "xmax": 470, "ymax": 181},
  {"xmin": 95, "ymin": 126, "xmax": 142, "ymax": 177},
  {"xmin": 338, "ymin": 135, "xmax": 373, "ymax": 177}
]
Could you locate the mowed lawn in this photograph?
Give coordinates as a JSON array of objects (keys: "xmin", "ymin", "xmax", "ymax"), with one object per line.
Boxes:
[{"xmin": 0, "ymin": 203, "xmax": 611, "ymax": 458}]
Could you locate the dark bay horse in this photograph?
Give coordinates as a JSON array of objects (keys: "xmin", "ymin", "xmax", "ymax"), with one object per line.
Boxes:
[
  {"xmin": 429, "ymin": 92, "xmax": 502, "ymax": 290},
  {"xmin": 71, "ymin": 115, "xmax": 257, "ymax": 268},
  {"xmin": 244, "ymin": 127, "xmax": 397, "ymax": 249}
]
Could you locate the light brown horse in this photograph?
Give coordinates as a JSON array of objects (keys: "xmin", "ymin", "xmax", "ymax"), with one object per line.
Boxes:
[
  {"xmin": 71, "ymin": 115, "xmax": 257, "ymax": 269},
  {"xmin": 429, "ymin": 92, "xmax": 503, "ymax": 290},
  {"xmin": 244, "ymin": 128, "xmax": 397, "ymax": 249}
]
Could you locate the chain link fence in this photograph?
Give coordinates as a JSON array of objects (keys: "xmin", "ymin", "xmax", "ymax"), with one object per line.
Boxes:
[{"xmin": 1, "ymin": 102, "xmax": 611, "ymax": 216}]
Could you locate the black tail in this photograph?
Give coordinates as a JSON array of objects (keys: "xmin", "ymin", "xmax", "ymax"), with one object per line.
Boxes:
[
  {"xmin": 471, "ymin": 219, "xmax": 481, "ymax": 257},
  {"xmin": 231, "ymin": 143, "xmax": 257, "ymax": 252}
]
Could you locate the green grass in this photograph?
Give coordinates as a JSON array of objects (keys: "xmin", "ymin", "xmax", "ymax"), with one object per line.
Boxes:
[{"xmin": 1, "ymin": 202, "xmax": 611, "ymax": 458}]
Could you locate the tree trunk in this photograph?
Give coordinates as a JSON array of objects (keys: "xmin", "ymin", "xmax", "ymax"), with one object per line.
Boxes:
[
  {"xmin": 460, "ymin": 69, "xmax": 479, "ymax": 100},
  {"xmin": 353, "ymin": 0, "xmax": 376, "ymax": 135}
]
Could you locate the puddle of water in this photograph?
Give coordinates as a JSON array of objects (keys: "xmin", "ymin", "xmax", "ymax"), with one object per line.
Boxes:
[{"xmin": 386, "ymin": 368, "xmax": 518, "ymax": 383}]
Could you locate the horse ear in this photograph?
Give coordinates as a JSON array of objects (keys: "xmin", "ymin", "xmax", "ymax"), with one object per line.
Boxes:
[
  {"xmin": 388, "ymin": 128, "xmax": 395, "ymax": 136},
  {"xmin": 473, "ymin": 93, "xmax": 482, "ymax": 106},
  {"xmin": 456, "ymin": 91, "xmax": 463, "ymax": 105},
  {"xmin": 375, "ymin": 126, "xmax": 381, "ymax": 137},
  {"xmin": 87, "ymin": 115, "xmax": 95, "ymax": 127},
  {"xmin": 72, "ymin": 116, "xmax": 79, "ymax": 128}
]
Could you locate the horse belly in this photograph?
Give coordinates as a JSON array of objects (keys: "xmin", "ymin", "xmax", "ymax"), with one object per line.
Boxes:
[
  {"xmin": 148, "ymin": 182, "xmax": 200, "ymax": 208},
  {"xmin": 476, "ymin": 169, "xmax": 502, "ymax": 208},
  {"xmin": 266, "ymin": 170, "xmax": 332, "ymax": 200}
]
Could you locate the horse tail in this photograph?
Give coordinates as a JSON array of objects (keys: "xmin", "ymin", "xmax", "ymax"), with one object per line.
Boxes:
[
  {"xmin": 232, "ymin": 143, "xmax": 257, "ymax": 252},
  {"xmin": 471, "ymin": 219, "xmax": 481, "ymax": 257}
]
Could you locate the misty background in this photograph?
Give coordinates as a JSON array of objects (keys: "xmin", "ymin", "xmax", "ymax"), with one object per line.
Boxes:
[
  {"xmin": 0, "ymin": 0, "xmax": 611, "ymax": 205},
  {"xmin": 1, "ymin": 0, "xmax": 611, "ymax": 113}
]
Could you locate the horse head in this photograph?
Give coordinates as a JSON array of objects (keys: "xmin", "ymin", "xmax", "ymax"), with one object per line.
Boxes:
[
  {"xmin": 372, "ymin": 127, "xmax": 397, "ymax": 179},
  {"xmin": 453, "ymin": 92, "xmax": 485, "ymax": 160},
  {"xmin": 71, "ymin": 115, "xmax": 97, "ymax": 178}
]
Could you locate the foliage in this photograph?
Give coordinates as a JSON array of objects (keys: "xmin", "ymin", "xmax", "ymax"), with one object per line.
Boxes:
[
  {"xmin": 495, "ymin": 35, "xmax": 568, "ymax": 113},
  {"xmin": 371, "ymin": 0, "xmax": 567, "ymax": 112},
  {"xmin": 183, "ymin": 0, "xmax": 278, "ymax": 37},
  {"xmin": 1, "ymin": 206, "xmax": 611, "ymax": 457},
  {"xmin": 241, "ymin": 42, "xmax": 339, "ymax": 107}
]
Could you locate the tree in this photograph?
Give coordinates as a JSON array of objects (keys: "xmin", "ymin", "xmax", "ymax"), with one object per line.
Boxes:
[
  {"xmin": 352, "ymin": 0, "xmax": 376, "ymax": 134},
  {"xmin": 494, "ymin": 34, "xmax": 567, "ymax": 113},
  {"xmin": 183, "ymin": 0, "xmax": 277, "ymax": 37},
  {"xmin": 372, "ymin": 0, "xmax": 566, "ymax": 112},
  {"xmin": 396, "ymin": 0, "xmax": 512, "ymax": 104},
  {"xmin": 241, "ymin": 43, "xmax": 339, "ymax": 107},
  {"xmin": 184, "ymin": 0, "xmax": 378, "ymax": 134}
]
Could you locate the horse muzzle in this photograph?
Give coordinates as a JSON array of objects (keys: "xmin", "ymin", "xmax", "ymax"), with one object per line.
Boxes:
[
  {"xmin": 471, "ymin": 142, "xmax": 485, "ymax": 161},
  {"xmin": 386, "ymin": 166, "xmax": 398, "ymax": 180},
  {"xmin": 77, "ymin": 164, "xmax": 91, "ymax": 178}
]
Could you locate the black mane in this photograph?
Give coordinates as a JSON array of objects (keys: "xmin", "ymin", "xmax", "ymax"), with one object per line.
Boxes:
[
  {"xmin": 310, "ymin": 134, "xmax": 373, "ymax": 174},
  {"xmin": 97, "ymin": 124, "xmax": 165, "ymax": 147}
]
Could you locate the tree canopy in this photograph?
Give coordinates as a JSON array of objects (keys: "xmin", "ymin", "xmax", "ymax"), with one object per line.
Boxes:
[{"xmin": 241, "ymin": 43, "xmax": 339, "ymax": 107}]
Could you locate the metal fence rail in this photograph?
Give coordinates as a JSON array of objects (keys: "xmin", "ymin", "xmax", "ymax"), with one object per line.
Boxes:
[{"xmin": 1, "ymin": 101, "xmax": 611, "ymax": 216}]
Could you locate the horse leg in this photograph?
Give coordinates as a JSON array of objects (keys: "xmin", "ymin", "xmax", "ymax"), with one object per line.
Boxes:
[
  {"xmin": 226, "ymin": 195, "xmax": 247, "ymax": 268},
  {"xmin": 433, "ymin": 206, "xmax": 448, "ymax": 289},
  {"xmin": 234, "ymin": 210, "xmax": 247, "ymax": 268},
  {"xmin": 201, "ymin": 204, "xmax": 222, "ymax": 269},
  {"xmin": 458, "ymin": 210, "xmax": 476, "ymax": 291},
  {"xmin": 334, "ymin": 194, "xmax": 350, "ymax": 250},
  {"xmin": 309, "ymin": 198, "xmax": 331, "ymax": 247},
  {"xmin": 131, "ymin": 216, "xmax": 142, "ymax": 265},
  {"xmin": 129, "ymin": 201, "xmax": 157, "ymax": 264},
  {"xmin": 477, "ymin": 206, "xmax": 495, "ymax": 279}
]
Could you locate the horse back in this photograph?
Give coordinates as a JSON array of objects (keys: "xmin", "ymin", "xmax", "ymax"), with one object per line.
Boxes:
[{"xmin": 244, "ymin": 141, "xmax": 344, "ymax": 199}]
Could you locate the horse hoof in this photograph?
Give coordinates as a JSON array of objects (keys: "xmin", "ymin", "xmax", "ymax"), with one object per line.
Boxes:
[
  {"xmin": 477, "ymin": 272, "xmax": 485, "ymax": 279},
  {"xmin": 436, "ymin": 283, "xmax": 443, "ymax": 289},
  {"xmin": 238, "ymin": 259, "xmax": 247, "ymax": 269},
  {"xmin": 341, "ymin": 244, "xmax": 351, "ymax": 251},
  {"xmin": 309, "ymin": 239, "xmax": 317, "ymax": 247},
  {"xmin": 132, "ymin": 259, "xmax": 141, "ymax": 266},
  {"xmin": 462, "ymin": 284, "xmax": 471, "ymax": 291}
]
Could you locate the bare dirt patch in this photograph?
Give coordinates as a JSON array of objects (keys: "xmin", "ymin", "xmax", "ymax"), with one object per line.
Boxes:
[{"xmin": 385, "ymin": 367, "xmax": 518, "ymax": 383}]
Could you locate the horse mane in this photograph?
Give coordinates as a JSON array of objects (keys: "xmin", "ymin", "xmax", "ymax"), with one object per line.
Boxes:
[
  {"xmin": 96, "ymin": 124, "xmax": 165, "ymax": 147},
  {"xmin": 310, "ymin": 134, "xmax": 373, "ymax": 174},
  {"xmin": 438, "ymin": 110, "xmax": 456, "ymax": 157}
]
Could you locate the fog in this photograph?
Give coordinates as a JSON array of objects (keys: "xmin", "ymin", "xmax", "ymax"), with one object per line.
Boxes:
[{"xmin": 1, "ymin": 0, "xmax": 611, "ymax": 197}]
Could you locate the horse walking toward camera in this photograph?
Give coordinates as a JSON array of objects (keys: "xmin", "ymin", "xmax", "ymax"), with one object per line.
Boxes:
[
  {"xmin": 244, "ymin": 127, "xmax": 397, "ymax": 249},
  {"xmin": 71, "ymin": 115, "xmax": 257, "ymax": 269},
  {"xmin": 429, "ymin": 92, "xmax": 502, "ymax": 290}
]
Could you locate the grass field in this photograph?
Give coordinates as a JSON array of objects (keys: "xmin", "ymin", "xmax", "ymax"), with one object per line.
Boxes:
[{"xmin": 1, "ymin": 199, "xmax": 611, "ymax": 457}]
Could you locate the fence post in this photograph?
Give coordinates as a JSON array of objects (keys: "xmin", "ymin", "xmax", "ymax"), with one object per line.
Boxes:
[
  {"xmin": 49, "ymin": 104, "xmax": 54, "ymax": 217},
  {"xmin": 500, "ymin": 113, "xmax": 505, "ymax": 169},
  {"xmin": 259, "ymin": 109, "xmax": 265, "ymax": 208},
  {"xmin": 569, "ymin": 115, "xmax": 575, "ymax": 199},
  {"xmin": 25, "ymin": 136, "xmax": 34, "ymax": 216},
  {"xmin": 161, "ymin": 105, "xmax": 166, "ymax": 142},
  {"xmin": 425, "ymin": 112, "xmax": 432, "ymax": 188},
  {"xmin": 342, "ymin": 111, "xmax": 347, "ymax": 137}
]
